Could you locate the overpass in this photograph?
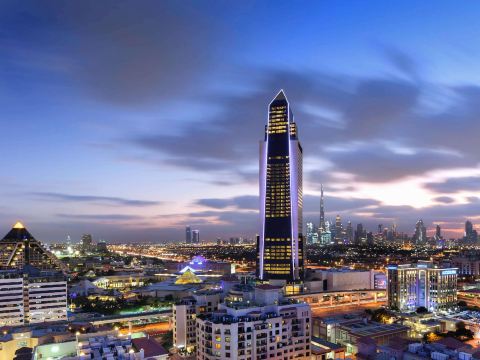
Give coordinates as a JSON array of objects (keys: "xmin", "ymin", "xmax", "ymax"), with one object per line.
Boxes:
[
  {"xmin": 287, "ymin": 289, "xmax": 387, "ymax": 309},
  {"xmin": 86, "ymin": 309, "xmax": 172, "ymax": 327}
]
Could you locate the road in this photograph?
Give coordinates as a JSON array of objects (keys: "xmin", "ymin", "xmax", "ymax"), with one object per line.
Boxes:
[
  {"xmin": 311, "ymin": 301, "xmax": 386, "ymax": 317},
  {"xmin": 119, "ymin": 321, "xmax": 171, "ymax": 335}
]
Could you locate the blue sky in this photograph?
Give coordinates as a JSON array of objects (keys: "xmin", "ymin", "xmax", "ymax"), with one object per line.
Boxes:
[{"xmin": 1, "ymin": 1, "xmax": 479, "ymax": 242}]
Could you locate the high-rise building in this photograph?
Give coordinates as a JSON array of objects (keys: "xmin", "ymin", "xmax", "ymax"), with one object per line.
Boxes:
[
  {"xmin": 355, "ymin": 223, "xmax": 365, "ymax": 244},
  {"xmin": 186, "ymin": 226, "xmax": 192, "ymax": 244},
  {"xmin": 414, "ymin": 219, "xmax": 427, "ymax": 244},
  {"xmin": 173, "ymin": 290, "xmax": 222, "ymax": 354},
  {"xmin": 465, "ymin": 220, "xmax": 478, "ymax": 243},
  {"xmin": 378, "ymin": 224, "xmax": 383, "ymax": 234},
  {"xmin": 0, "ymin": 266, "xmax": 67, "ymax": 326},
  {"xmin": 196, "ymin": 285, "xmax": 311, "ymax": 360},
  {"xmin": 81, "ymin": 233, "xmax": 93, "ymax": 251},
  {"xmin": 0, "ymin": 222, "xmax": 64, "ymax": 271},
  {"xmin": 306, "ymin": 222, "xmax": 318, "ymax": 245},
  {"xmin": 320, "ymin": 221, "xmax": 331, "ymax": 245},
  {"xmin": 192, "ymin": 229, "xmax": 200, "ymax": 243},
  {"xmin": 334, "ymin": 215, "xmax": 343, "ymax": 244},
  {"xmin": 366, "ymin": 232, "xmax": 374, "ymax": 245},
  {"xmin": 387, "ymin": 262, "xmax": 457, "ymax": 312},
  {"xmin": 346, "ymin": 221, "xmax": 353, "ymax": 244},
  {"xmin": 257, "ymin": 90, "xmax": 304, "ymax": 293},
  {"xmin": 319, "ymin": 184, "xmax": 325, "ymax": 232}
]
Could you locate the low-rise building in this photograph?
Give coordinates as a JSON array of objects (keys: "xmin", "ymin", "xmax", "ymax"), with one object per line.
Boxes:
[
  {"xmin": 33, "ymin": 330, "xmax": 168, "ymax": 360},
  {"xmin": 0, "ymin": 325, "xmax": 73, "ymax": 360},
  {"xmin": 305, "ymin": 269, "xmax": 383, "ymax": 292},
  {"xmin": 378, "ymin": 337, "xmax": 473, "ymax": 360},
  {"xmin": 313, "ymin": 314, "xmax": 409, "ymax": 357}
]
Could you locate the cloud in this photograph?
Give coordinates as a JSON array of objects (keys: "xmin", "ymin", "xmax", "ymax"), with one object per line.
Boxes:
[
  {"xmin": 326, "ymin": 142, "xmax": 464, "ymax": 182},
  {"xmin": 126, "ymin": 67, "xmax": 480, "ymax": 188},
  {"xmin": 0, "ymin": 1, "xmax": 229, "ymax": 105},
  {"xmin": 196, "ymin": 193, "xmax": 379, "ymax": 217},
  {"xmin": 30, "ymin": 192, "xmax": 160, "ymax": 207},
  {"xmin": 379, "ymin": 45, "xmax": 420, "ymax": 80},
  {"xmin": 425, "ymin": 176, "xmax": 480, "ymax": 193},
  {"xmin": 56, "ymin": 213, "xmax": 142, "ymax": 221},
  {"xmin": 196, "ymin": 195, "xmax": 258, "ymax": 210},
  {"xmin": 434, "ymin": 196, "xmax": 455, "ymax": 204}
]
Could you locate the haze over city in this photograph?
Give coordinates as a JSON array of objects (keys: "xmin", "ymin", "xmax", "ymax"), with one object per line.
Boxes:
[{"xmin": 1, "ymin": 1, "xmax": 480, "ymax": 242}]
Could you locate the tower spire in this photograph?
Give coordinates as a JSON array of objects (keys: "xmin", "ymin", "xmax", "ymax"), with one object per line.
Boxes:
[{"xmin": 319, "ymin": 184, "xmax": 325, "ymax": 231}]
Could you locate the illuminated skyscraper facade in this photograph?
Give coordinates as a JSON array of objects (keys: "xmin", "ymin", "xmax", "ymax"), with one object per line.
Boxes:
[{"xmin": 258, "ymin": 90, "xmax": 304, "ymax": 291}]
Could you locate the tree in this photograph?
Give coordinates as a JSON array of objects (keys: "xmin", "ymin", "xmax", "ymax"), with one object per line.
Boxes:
[
  {"xmin": 455, "ymin": 321, "xmax": 474, "ymax": 340},
  {"xmin": 416, "ymin": 306, "xmax": 429, "ymax": 314},
  {"xmin": 371, "ymin": 308, "xmax": 394, "ymax": 324},
  {"xmin": 424, "ymin": 332, "xmax": 441, "ymax": 343},
  {"xmin": 160, "ymin": 330, "xmax": 173, "ymax": 349}
]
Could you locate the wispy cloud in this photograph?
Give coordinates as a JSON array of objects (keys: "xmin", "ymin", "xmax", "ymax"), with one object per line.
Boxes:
[{"xmin": 30, "ymin": 192, "xmax": 160, "ymax": 207}]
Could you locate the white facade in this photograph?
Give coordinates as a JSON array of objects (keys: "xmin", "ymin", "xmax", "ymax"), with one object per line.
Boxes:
[
  {"xmin": 173, "ymin": 290, "xmax": 221, "ymax": 352},
  {"xmin": 196, "ymin": 301, "xmax": 311, "ymax": 360},
  {"xmin": 27, "ymin": 279, "xmax": 68, "ymax": 324},
  {"xmin": 0, "ymin": 269, "xmax": 67, "ymax": 326},
  {"xmin": 305, "ymin": 269, "xmax": 377, "ymax": 292},
  {"xmin": 0, "ymin": 274, "xmax": 24, "ymax": 326}
]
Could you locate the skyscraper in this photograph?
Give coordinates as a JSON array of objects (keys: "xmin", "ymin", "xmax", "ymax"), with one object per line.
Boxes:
[
  {"xmin": 257, "ymin": 90, "xmax": 304, "ymax": 293},
  {"xmin": 320, "ymin": 221, "xmax": 331, "ymax": 245},
  {"xmin": 306, "ymin": 222, "xmax": 316, "ymax": 245},
  {"xmin": 319, "ymin": 184, "xmax": 325, "ymax": 232},
  {"xmin": 414, "ymin": 219, "xmax": 427, "ymax": 244},
  {"xmin": 465, "ymin": 220, "xmax": 478, "ymax": 243},
  {"xmin": 192, "ymin": 229, "xmax": 200, "ymax": 243},
  {"xmin": 81, "ymin": 233, "xmax": 93, "ymax": 252},
  {"xmin": 346, "ymin": 221, "xmax": 353, "ymax": 244},
  {"xmin": 185, "ymin": 226, "xmax": 192, "ymax": 244},
  {"xmin": 334, "ymin": 215, "xmax": 343, "ymax": 244}
]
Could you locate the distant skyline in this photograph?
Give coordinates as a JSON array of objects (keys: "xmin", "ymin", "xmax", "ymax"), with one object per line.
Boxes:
[{"xmin": 1, "ymin": 1, "xmax": 480, "ymax": 242}]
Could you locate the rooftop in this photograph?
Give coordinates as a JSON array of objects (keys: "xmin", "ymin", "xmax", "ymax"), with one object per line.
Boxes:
[{"xmin": 132, "ymin": 337, "xmax": 168, "ymax": 357}]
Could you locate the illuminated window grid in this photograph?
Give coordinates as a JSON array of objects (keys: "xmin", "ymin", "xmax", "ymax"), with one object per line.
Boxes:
[{"xmin": 265, "ymin": 162, "xmax": 291, "ymax": 217}]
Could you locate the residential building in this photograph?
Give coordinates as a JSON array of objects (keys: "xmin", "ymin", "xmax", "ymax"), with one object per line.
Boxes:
[
  {"xmin": 173, "ymin": 289, "xmax": 222, "ymax": 353},
  {"xmin": 196, "ymin": 285, "xmax": 311, "ymax": 360}
]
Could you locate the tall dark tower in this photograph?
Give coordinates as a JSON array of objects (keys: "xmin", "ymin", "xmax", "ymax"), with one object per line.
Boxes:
[
  {"xmin": 257, "ymin": 90, "xmax": 304, "ymax": 293},
  {"xmin": 319, "ymin": 184, "xmax": 325, "ymax": 232}
]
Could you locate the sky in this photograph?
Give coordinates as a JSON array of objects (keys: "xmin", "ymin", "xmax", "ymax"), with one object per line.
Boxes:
[{"xmin": 1, "ymin": 1, "xmax": 480, "ymax": 243}]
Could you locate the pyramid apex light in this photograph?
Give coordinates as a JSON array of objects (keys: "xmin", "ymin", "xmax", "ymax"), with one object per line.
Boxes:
[{"xmin": 13, "ymin": 222, "xmax": 25, "ymax": 229}]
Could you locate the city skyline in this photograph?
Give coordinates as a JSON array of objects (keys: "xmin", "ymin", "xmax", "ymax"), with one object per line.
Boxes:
[{"xmin": 1, "ymin": 1, "xmax": 480, "ymax": 242}]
